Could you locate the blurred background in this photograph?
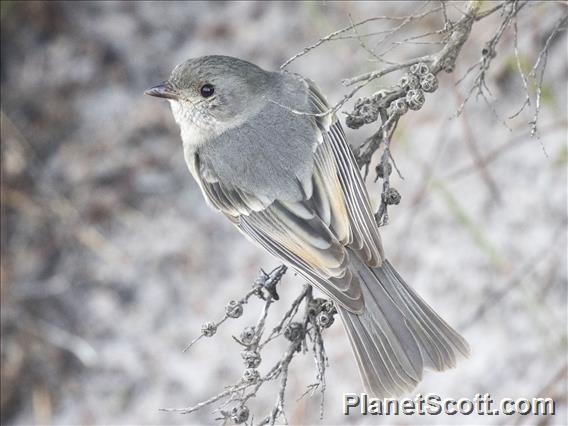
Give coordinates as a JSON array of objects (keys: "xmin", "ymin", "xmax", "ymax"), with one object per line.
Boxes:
[{"xmin": 1, "ymin": 1, "xmax": 566, "ymax": 425}]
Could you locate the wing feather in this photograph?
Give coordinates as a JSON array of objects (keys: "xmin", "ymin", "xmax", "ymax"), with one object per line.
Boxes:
[{"xmin": 307, "ymin": 82, "xmax": 384, "ymax": 266}]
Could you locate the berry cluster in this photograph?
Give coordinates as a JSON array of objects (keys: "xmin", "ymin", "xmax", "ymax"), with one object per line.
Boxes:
[{"xmin": 346, "ymin": 62, "xmax": 439, "ymax": 129}]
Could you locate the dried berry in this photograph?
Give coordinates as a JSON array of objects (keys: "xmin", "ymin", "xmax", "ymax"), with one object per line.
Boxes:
[
  {"xmin": 399, "ymin": 73, "xmax": 420, "ymax": 91},
  {"xmin": 375, "ymin": 162, "xmax": 393, "ymax": 179},
  {"xmin": 284, "ymin": 322, "xmax": 304, "ymax": 342},
  {"xmin": 242, "ymin": 368, "xmax": 260, "ymax": 383},
  {"xmin": 225, "ymin": 300, "xmax": 243, "ymax": 318},
  {"xmin": 383, "ymin": 188, "xmax": 401, "ymax": 205},
  {"xmin": 410, "ymin": 62, "xmax": 430, "ymax": 76},
  {"xmin": 359, "ymin": 103, "xmax": 379, "ymax": 122},
  {"xmin": 390, "ymin": 98, "xmax": 408, "ymax": 116},
  {"xmin": 201, "ymin": 322, "xmax": 217, "ymax": 337},
  {"xmin": 346, "ymin": 113, "xmax": 366, "ymax": 129},
  {"xmin": 345, "ymin": 97, "xmax": 379, "ymax": 129},
  {"xmin": 420, "ymin": 73, "xmax": 438, "ymax": 93},
  {"xmin": 239, "ymin": 326, "xmax": 255, "ymax": 345},
  {"xmin": 230, "ymin": 406, "xmax": 250, "ymax": 424},
  {"xmin": 405, "ymin": 89, "xmax": 425, "ymax": 111},
  {"xmin": 321, "ymin": 300, "xmax": 337, "ymax": 316},
  {"xmin": 317, "ymin": 311, "xmax": 335, "ymax": 329},
  {"xmin": 308, "ymin": 298, "xmax": 326, "ymax": 316},
  {"xmin": 371, "ymin": 90, "xmax": 387, "ymax": 102},
  {"xmin": 354, "ymin": 97, "xmax": 368, "ymax": 108},
  {"xmin": 241, "ymin": 350, "xmax": 261, "ymax": 368},
  {"xmin": 481, "ymin": 44, "xmax": 496, "ymax": 58}
]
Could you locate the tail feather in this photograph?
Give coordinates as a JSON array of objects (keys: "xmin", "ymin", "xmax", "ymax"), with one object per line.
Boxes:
[
  {"xmin": 339, "ymin": 255, "xmax": 470, "ymax": 398},
  {"xmin": 340, "ymin": 306, "xmax": 421, "ymax": 396},
  {"xmin": 375, "ymin": 261, "xmax": 470, "ymax": 369}
]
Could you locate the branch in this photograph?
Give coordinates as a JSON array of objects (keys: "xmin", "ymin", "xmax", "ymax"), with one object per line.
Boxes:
[
  {"xmin": 161, "ymin": 270, "xmax": 336, "ymax": 424},
  {"xmin": 334, "ymin": 1, "xmax": 485, "ymax": 225}
]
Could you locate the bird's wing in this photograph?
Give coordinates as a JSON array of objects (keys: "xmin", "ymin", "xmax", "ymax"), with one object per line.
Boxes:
[
  {"xmin": 190, "ymin": 77, "xmax": 383, "ymax": 313},
  {"xmin": 306, "ymin": 80, "xmax": 384, "ymax": 266}
]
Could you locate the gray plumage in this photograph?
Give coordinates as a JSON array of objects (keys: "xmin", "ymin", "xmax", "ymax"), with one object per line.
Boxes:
[{"xmin": 145, "ymin": 55, "xmax": 470, "ymax": 398}]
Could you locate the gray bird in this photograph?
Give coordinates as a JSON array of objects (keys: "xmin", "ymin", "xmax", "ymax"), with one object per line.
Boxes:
[{"xmin": 145, "ymin": 55, "xmax": 470, "ymax": 398}]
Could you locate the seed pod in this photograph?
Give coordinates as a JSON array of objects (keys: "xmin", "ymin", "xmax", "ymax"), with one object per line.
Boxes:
[
  {"xmin": 242, "ymin": 368, "xmax": 260, "ymax": 383},
  {"xmin": 390, "ymin": 98, "xmax": 408, "ymax": 116},
  {"xmin": 201, "ymin": 321, "xmax": 217, "ymax": 337},
  {"xmin": 317, "ymin": 311, "xmax": 335, "ymax": 329},
  {"xmin": 321, "ymin": 300, "xmax": 337, "ymax": 316},
  {"xmin": 241, "ymin": 350, "xmax": 261, "ymax": 368},
  {"xmin": 225, "ymin": 300, "xmax": 243, "ymax": 318},
  {"xmin": 359, "ymin": 102, "xmax": 379, "ymax": 124},
  {"xmin": 383, "ymin": 188, "xmax": 401, "ymax": 205},
  {"xmin": 239, "ymin": 326, "xmax": 255, "ymax": 345},
  {"xmin": 420, "ymin": 73, "xmax": 438, "ymax": 93},
  {"xmin": 481, "ymin": 44, "xmax": 496, "ymax": 58},
  {"xmin": 308, "ymin": 298, "xmax": 326, "ymax": 316},
  {"xmin": 230, "ymin": 406, "xmax": 250, "ymax": 424},
  {"xmin": 399, "ymin": 73, "xmax": 420, "ymax": 91},
  {"xmin": 371, "ymin": 90, "xmax": 388, "ymax": 103},
  {"xmin": 375, "ymin": 162, "xmax": 393, "ymax": 179},
  {"xmin": 346, "ymin": 113, "xmax": 366, "ymax": 129},
  {"xmin": 354, "ymin": 96, "xmax": 366, "ymax": 107},
  {"xmin": 410, "ymin": 62, "xmax": 430, "ymax": 76},
  {"xmin": 346, "ymin": 96, "xmax": 379, "ymax": 129},
  {"xmin": 284, "ymin": 322, "xmax": 304, "ymax": 342},
  {"xmin": 405, "ymin": 89, "xmax": 425, "ymax": 111}
]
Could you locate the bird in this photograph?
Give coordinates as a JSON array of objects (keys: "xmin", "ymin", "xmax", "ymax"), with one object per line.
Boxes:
[{"xmin": 145, "ymin": 55, "xmax": 470, "ymax": 398}]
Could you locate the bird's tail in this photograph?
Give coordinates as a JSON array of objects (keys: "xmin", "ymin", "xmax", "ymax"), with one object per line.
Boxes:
[{"xmin": 338, "ymin": 256, "xmax": 470, "ymax": 398}]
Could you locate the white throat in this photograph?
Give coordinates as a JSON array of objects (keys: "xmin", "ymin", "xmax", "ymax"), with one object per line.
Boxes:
[{"xmin": 169, "ymin": 100, "xmax": 221, "ymax": 150}]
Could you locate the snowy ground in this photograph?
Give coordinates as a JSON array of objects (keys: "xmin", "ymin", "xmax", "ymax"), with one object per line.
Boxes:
[{"xmin": 1, "ymin": 2, "xmax": 566, "ymax": 425}]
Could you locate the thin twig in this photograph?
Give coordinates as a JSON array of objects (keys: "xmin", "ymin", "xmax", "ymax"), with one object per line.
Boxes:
[
  {"xmin": 280, "ymin": 4, "xmax": 442, "ymax": 69},
  {"xmin": 528, "ymin": 14, "xmax": 567, "ymax": 139}
]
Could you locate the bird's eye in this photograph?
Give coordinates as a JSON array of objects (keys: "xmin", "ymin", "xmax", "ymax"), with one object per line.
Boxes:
[{"xmin": 200, "ymin": 83, "xmax": 215, "ymax": 98}]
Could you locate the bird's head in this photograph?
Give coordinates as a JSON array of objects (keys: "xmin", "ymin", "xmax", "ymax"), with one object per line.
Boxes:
[{"xmin": 145, "ymin": 55, "xmax": 273, "ymax": 141}]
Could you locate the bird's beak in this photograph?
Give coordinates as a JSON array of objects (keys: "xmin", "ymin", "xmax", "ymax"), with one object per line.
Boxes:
[{"xmin": 144, "ymin": 81, "xmax": 179, "ymax": 100}]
